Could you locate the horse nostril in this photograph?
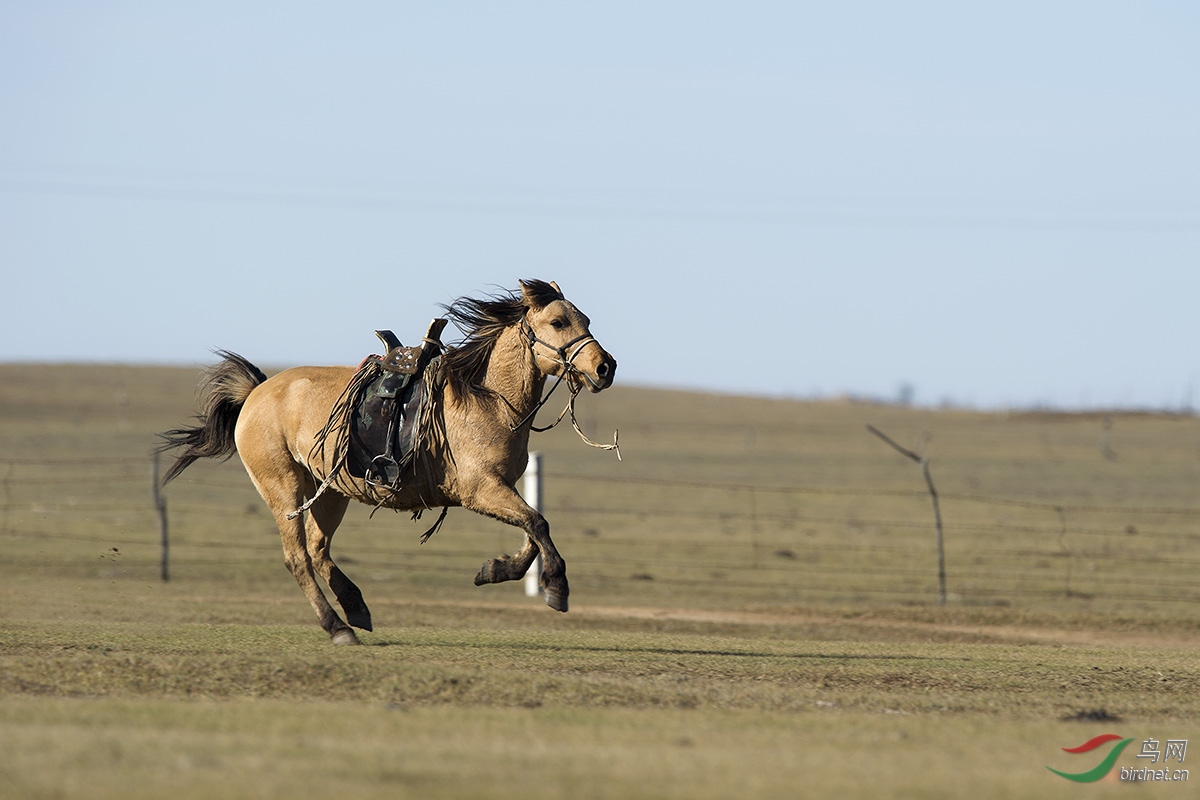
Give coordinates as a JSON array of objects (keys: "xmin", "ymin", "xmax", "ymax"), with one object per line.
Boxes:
[{"xmin": 597, "ymin": 362, "xmax": 609, "ymax": 378}]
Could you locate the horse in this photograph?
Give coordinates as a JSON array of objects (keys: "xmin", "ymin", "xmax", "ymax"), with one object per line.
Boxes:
[{"xmin": 157, "ymin": 279, "xmax": 617, "ymax": 644}]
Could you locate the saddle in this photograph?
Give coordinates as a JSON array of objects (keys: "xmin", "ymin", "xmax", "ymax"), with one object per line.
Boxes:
[{"xmin": 347, "ymin": 318, "xmax": 447, "ymax": 489}]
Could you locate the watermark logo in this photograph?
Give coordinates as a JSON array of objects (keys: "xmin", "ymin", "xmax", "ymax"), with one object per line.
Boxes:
[
  {"xmin": 1047, "ymin": 734, "xmax": 1133, "ymax": 783},
  {"xmin": 1047, "ymin": 734, "xmax": 1189, "ymax": 783},
  {"xmin": 1122, "ymin": 737, "xmax": 1189, "ymax": 783}
]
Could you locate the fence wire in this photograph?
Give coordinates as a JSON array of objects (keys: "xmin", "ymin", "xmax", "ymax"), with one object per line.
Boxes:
[{"xmin": 3, "ymin": 455, "xmax": 1199, "ymax": 610}]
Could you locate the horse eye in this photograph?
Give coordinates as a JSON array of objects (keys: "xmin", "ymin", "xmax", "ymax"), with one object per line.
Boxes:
[{"xmin": 550, "ymin": 318, "xmax": 565, "ymax": 330}]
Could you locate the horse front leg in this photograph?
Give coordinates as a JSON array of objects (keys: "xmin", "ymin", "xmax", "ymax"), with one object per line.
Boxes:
[
  {"xmin": 473, "ymin": 534, "xmax": 539, "ymax": 586},
  {"xmin": 469, "ymin": 487, "xmax": 568, "ymax": 612}
]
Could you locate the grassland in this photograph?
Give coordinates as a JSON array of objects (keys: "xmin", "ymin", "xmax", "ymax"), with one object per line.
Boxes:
[{"xmin": 1, "ymin": 363, "xmax": 1198, "ymax": 798}]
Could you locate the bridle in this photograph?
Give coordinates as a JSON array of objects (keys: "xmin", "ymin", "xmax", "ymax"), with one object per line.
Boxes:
[
  {"xmin": 503, "ymin": 316, "xmax": 620, "ymax": 459},
  {"xmin": 506, "ymin": 318, "xmax": 597, "ymax": 432},
  {"xmin": 521, "ymin": 318, "xmax": 603, "ymax": 386}
]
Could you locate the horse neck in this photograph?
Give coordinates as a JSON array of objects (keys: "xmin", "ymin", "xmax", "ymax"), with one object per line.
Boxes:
[{"xmin": 481, "ymin": 324, "xmax": 546, "ymax": 417}]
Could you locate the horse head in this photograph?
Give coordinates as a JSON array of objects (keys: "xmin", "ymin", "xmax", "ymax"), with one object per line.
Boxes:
[{"xmin": 520, "ymin": 279, "xmax": 616, "ymax": 393}]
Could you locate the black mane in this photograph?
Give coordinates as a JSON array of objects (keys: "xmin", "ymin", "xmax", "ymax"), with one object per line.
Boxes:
[{"xmin": 438, "ymin": 280, "xmax": 561, "ymax": 398}]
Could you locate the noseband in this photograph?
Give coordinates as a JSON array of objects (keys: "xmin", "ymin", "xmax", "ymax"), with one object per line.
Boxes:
[{"xmin": 519, "ymin": 319, "xmax": 600, "ymax": 380}]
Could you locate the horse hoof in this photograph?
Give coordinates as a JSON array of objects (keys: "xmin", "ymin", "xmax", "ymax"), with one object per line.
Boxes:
[
  {"xmin": 544, "ymin": 591, "xmax": 569, "ymax": 613},
  {"xmin": 331, "ymin": 629, "xmax": 361, "ymax": 646},
  {"xmin": 474, "ymin": 560, "xmax": 495, "ymax": 586}
]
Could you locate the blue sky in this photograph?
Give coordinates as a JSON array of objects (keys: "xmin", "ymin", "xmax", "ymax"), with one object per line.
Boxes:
[{"xmin": 2, "ymin": 2, "xmax": 1197, "ymax": 409}]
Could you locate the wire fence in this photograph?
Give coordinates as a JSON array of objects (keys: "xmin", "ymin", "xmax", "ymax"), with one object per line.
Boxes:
[{"xmin": 4, "ymin": 453, "xmax": 1200, "ymax": 613}]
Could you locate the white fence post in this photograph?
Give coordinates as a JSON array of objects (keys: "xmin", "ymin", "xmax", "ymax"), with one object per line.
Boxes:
[{"xmin": 522, "ymin": 452, "xmax": 543, "ymax": 597}]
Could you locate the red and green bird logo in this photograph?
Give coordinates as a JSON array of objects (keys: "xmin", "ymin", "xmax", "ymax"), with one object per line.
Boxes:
[{"xmin": 1047, "ymin": 734, "xmax": 1134, "ymax": 782}]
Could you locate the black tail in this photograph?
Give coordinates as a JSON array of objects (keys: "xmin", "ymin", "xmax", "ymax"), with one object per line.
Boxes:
[{"xmin": 156, "ymin": 351, "xmax": 268, "ymax": 485}]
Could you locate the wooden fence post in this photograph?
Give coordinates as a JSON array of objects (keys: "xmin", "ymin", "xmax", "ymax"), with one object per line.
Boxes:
[
  {"xmin": 151, "ymin": 452, "xmax": 169, "ymax": 582},
  {"xmin": 867, "ymin": 424, "xmax": 946, "ymax": 605}
]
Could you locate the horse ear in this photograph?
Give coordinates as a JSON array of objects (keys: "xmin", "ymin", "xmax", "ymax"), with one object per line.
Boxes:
[{"xmin": 520, "ymin": 279, "xmax": 564, "ymax": 310}]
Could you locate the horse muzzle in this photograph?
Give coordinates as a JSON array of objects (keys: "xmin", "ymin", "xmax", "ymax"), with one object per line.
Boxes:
[{"xmin": 580, "ymin": 350, "xmax": 616, "ymax": 393}]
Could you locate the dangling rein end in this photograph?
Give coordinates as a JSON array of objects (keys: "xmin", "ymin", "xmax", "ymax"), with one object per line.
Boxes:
[
  {"xmin": 567, "ymin": 390, "xmax": 621, "ymax": 461},
  {"xmin": 513, "ymin": 377, "xmax": 621, "ymax": 461}
]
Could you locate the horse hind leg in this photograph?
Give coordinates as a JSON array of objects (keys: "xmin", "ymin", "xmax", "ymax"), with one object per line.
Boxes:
[
  {"xmin": 303, "ymin": 487, "xmax": 373, "ymax": 632},
  {"xmin": 246, "ymin": 464, "xmax": 361, "ymax": 645},
  {"xmin": 283, "ymin": 509, "xmax": 360, "ymax": 645}
]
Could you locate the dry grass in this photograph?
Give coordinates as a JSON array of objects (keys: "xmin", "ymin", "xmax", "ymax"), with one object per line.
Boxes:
[
  {"xmin": 2, "ymin": 591, "xmax": 1198, "ymax": 799},
  {"xmin": 1, "ymin": 696, "xmax": 1128, "ymax": 800},
  {"xmin": 1, "ymin": 364, "xmax": 1199, "ymax": 798}
]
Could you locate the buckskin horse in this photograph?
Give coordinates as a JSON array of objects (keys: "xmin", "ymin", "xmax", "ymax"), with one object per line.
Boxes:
[{"xmin": 158, "ymin": 280, "xmax": 617, "ymax": 644}]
